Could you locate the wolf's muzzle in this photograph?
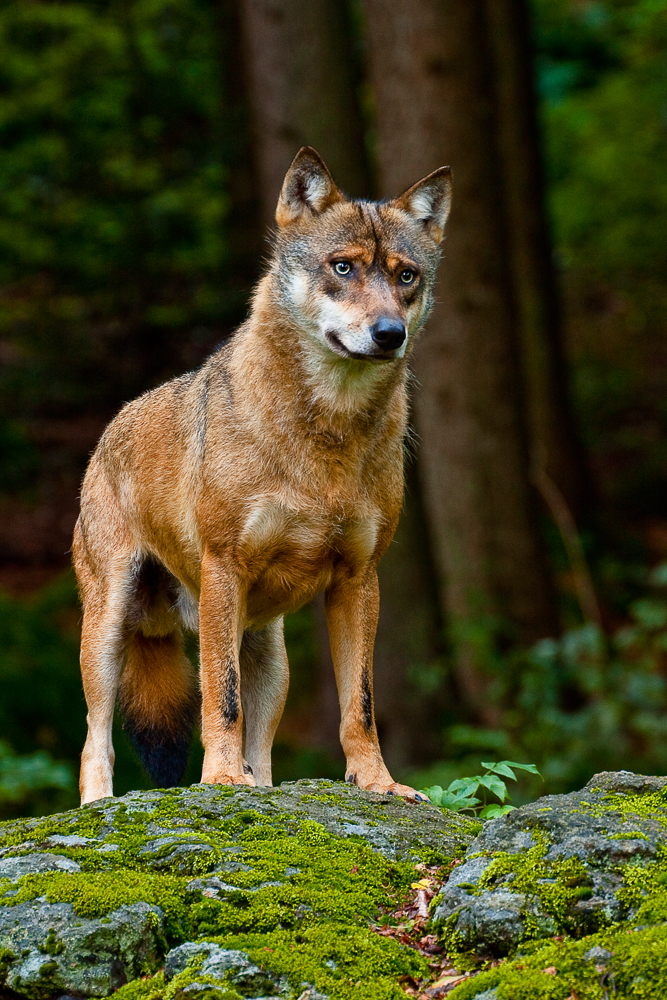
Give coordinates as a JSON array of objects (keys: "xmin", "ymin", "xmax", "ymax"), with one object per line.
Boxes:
[{"xmin": 370, "ymin": 318, "xmax": 407, "ymax": 352}]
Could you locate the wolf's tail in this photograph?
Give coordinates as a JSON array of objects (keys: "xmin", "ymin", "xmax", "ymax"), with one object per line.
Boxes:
[{"xmin": 117, "ymin": 631, "xmax": 200, "ymax": 787}]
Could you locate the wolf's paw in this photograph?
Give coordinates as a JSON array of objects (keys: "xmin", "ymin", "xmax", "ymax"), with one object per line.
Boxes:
[
  {"xmin": 224, "ymin": 773, "xmax": 257, "ymax": 787},
  {"xmin": 370, "ymin": 781, "xmax": 430, "ymax": 803},
  {"xmin": 201, "ymin": 772, "xmax": 256, "ymax": 788},
  {"xmin": 346, "ymin": 772, "xmax": 429, "ymax": 803}
]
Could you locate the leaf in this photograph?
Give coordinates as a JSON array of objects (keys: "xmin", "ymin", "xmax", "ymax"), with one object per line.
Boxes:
[
  {"xmin": 499, "ymin": 760, "xmax": 542, "ymax": 776},
  {"xmin": 482, "ymin": 761, "xmax": 518, "ymax": 780},
  {"xmin": 421, "ymin": 785, "xmax": 443, "ymax": 806},
  {"xmin": 431, "ymin": 976, "xmax": 467, "ymax": 989},
  {"xmin": 439, "ymin": 791, "xmax": 481, "ymax": 812},
  {"xmin": 447, "ymin": 777, "xmax": 480, "ymax": 798},
  {"xmin": 477, "ymin": 773, "xmax": 509, "ymax": 802},
  {"xmin": 480, "ymin": 803, "xmax": 515, "ymax": 819}
]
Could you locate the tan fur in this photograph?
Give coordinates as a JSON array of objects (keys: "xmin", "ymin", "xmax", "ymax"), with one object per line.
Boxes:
[{"xmin": 73, "ymin": 147, "xmax": 451, "ymax": 803}]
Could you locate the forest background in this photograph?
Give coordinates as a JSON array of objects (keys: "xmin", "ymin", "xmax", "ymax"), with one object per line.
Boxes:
[{"xmin": 1, "ymin": 0, "xmax": 667, "ymax": 819}]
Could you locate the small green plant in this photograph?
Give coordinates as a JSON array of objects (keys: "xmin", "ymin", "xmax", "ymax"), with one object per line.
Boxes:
[{"xmin": 420, "ymin": 760, "xmax": 541, "ymax": 820}]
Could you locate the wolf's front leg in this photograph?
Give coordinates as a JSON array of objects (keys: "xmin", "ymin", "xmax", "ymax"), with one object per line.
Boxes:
[
  {"xmin": 199, "ymin": 551, "xmax": 255, "ymax": 787},
  {"xmin": 325, "ymin": 567, "xmax": 428, "ymax": 802}
]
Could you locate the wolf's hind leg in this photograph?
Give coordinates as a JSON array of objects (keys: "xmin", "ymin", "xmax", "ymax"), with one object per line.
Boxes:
[
  {"xmin": 240, "ymin": 618, "xmax": 290, "ymax": 786},
  {"xmin": 118, "ymin": 630, "xmax": 200, "ymax": 788}
]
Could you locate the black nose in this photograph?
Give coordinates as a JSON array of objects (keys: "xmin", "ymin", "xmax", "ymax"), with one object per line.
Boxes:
[{"xmin": 370, "ymin": 318, "xmax": 407, "ymax": 351}]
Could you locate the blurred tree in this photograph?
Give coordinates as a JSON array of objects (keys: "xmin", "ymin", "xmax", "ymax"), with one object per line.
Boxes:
[
  {"xmin": 362, "ymin": 0, "xmax": 558, "ymax": 722},
  {"xmin": 485, "ymin": 0, "xmax": 592, "ymax": 521},
  {"xmin": 239, "ymin": 0, "xmax": 371, "ymax": 225}
]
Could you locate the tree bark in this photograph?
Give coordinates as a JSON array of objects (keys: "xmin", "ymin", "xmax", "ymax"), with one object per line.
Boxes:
[
  {"xmin": 373, "ymin": 460, "xmax": 446, "ymax": 770},
  {"xmin": 240, "ymin": 0, "xmax": 444, "ymax": 766},
  {"xmin": 362, "ymin": 0, "xmax": 558, "ymax": 720},
  {"xmin": 485, "ymin": 0, "xmax": 591, "ymax": 519},
  {"xmin": 239, "ymin": 0, "xmax": 371, "ymax": 228}
]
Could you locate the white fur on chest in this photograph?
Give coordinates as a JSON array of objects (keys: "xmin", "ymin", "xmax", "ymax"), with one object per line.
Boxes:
[{"xmin": 239, "ymin": 498, "xmax": 379, "ymax": 570}]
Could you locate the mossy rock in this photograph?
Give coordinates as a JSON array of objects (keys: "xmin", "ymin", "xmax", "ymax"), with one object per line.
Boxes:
[
  {"xmin": 433, "ymin": 770, "xmax": 667, "ymax": 960},
  {"xmin": 8, "ymin": 773, "xmax": 667, "ymax": 998},
  {"xmin": 0, "ymin": 779, "xmax": 477, "ymax": 999}
]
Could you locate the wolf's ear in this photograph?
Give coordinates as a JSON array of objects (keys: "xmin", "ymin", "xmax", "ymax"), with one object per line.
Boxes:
[
  {"xmin": 393, "ymin": 166, "xmax": 452, "ymax": 243},
  {"xmin": 276, "ymin": 147, "xmax": 344, "ymax": 227}
]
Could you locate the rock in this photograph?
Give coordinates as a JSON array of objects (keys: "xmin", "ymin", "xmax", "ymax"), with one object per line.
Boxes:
[
  {"xmin": 0, "ymin": 855, "xmax": 80, "ymax": 879},
  {"xmin": 431, "ymin": 770, "xmax": 667, "ymax": 956},
  {"xmin": 165, "ymin": 941, "xmax": 288, "ymax": 997},
  {"xmin": 4, "ymin": 772, "xmax": 665, "ymax": 997},
  {"xmin": 583, "ymin": 944, "xmax": 614, "ymax": 967},
  {"xmin": 0, "ymin": 778, "xmax": 476, "ymax": 999},
  {"xmin": 0, "ymin": 900, "xmax": 165, "ymax": 998}
]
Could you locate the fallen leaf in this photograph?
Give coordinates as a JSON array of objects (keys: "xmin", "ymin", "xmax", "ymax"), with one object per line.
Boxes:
[
  {"xmin": 543, "ymin": 966, "xmax": 557, "ymax": 976},
  {"xmin": 430, "ymin": 974, "xmax": 468, "ymax": 988}
]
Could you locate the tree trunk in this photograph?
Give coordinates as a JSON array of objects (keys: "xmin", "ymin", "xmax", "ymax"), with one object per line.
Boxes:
[
  {"xmin": 362, "ymin": 0, "xmax": 558, "ymax": 721},
  {"xmin": 239, "ymin": 0, "xmax": 371, "ymax": 228},
  {"xmin": 485, "ymin": 0, "xmax": 591, "ymax": 519},
  {"xmin": 373, "ymin": 460, "xmax": 446, "ymax": 771},
  {"xmin": 240, "ymin": 0, "xmax": 444, "ymax": 766}
]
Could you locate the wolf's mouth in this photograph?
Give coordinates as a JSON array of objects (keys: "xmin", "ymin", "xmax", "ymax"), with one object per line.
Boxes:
[{"xmin": 325, "ymin": 331, "xmax": 394, "ymax": 363}]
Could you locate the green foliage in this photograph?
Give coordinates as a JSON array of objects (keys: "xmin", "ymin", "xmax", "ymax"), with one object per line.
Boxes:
[
  {"xmin": 421, "ymin": 761, "xmax": 541, "ymax": 820},
  {"xmin": 530, "ymin": 0, "xmax": 667, "ymax": 522},
  {"xmin": 0, "ymin": 0, "xmax": 241, "ymax": 536},
  {"xmin": 0, "ymin": 0, "xmax": 227, "ymax": 296},
  {"xmin": 537, "ymin": 0, "xmax": 667, "ymax": 281},
  {"xmin": 0, "ymin": 741, "xmax": 73, "ymax": 816},
  {"xmin": 409, "ymin": 577, "xmax": 667, "ymax": 800}
]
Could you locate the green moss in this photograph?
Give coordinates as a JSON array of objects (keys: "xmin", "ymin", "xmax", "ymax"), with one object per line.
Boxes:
[
  {"xmin": 576, "ymin": 787, "xmax": 667, "ymax": 824},
  {"xmin": 112, "ymin": 972, "xmax": 169, "ymax": 1000},
  {"xmin": 38, "ymin": 929, "xmax": 64, "ymax": 956},
  {"xmin": 113, "ymin": 964, "xmax": 245, "ymax": 1000},
  {"xmin": 410, "ymin": 846, "xmax": 453, "ymax": 867},
  {"xmin": 189, "ymin": 821, "xmax": 414, "ymax": 938},
  {"xmin": 445, "ymin": 970, "xmax": 502, "ymax": 999},
  {"xmin": 208, "ymin": 925, "xmax": 428, "ymax": 1000},
  {"xmin": 440, "ymin": 831, "xmax": 603, "ymax": 957},
  {"xmin": 0, "ymin": 805, "xmax": 105, "ymax": 850},
  {"xmin": 0, "ymin": 947, "xmax": 17, "ymax": 983},
  {"xmin": 0, "ymin": 786, "xmax": 474, "ymax": 997},
  {"xmin": 3, "ymin": 870, "xmax": 189, "ymax": 943},
  {"xmin": 449, "ymin": 924, "xmax": 667, "ymax": 1000},
  {"xmin": 300, "ymin": 793, "xmax": 339, "ymax": 805}
]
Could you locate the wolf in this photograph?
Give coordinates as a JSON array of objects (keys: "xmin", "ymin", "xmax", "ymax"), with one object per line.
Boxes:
[{"xmin": 73, "ymin": 146, "xmax": 452, "ymax": 804}]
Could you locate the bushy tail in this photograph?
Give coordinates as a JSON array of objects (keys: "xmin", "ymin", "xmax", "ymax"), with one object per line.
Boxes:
[{"xmin": 118, "ymin": 632, "xmax": 200, "ymax": 788}]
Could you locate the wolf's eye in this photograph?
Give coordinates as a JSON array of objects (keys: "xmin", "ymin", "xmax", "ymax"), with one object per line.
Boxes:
[
  {"xmin": 399, "ymin": 268, "xmax": 416, "ymax": 285},
  {"xmin": 333, "ymin": 261, "xmax": 352, "ymax": 275}
]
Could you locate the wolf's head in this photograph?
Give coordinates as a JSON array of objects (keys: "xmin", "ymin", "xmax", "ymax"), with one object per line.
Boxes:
[{"xmin": 271, "ymin": 147, "xmax": 451, "ymax": 364}]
